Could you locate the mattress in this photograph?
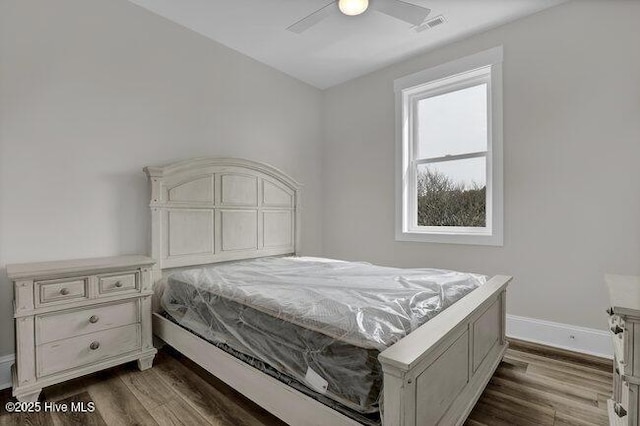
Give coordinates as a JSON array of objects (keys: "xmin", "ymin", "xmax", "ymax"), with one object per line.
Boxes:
[{"xmin": 162, "ymin": 256, "xmax": 485, "ymax": 415}]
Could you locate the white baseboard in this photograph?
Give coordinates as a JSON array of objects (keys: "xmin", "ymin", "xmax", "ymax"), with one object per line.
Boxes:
[
  {"xmin": 0, "ymin": 354, "xmax": 14, "ymax": 390},
  {"xmin": 507, "ymin": 314, "xmax": 613, "ymax": 359}
]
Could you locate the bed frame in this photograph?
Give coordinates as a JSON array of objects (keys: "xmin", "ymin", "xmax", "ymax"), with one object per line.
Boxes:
[{"xmin": 144, "ymin": 157, "xmax": 512, "ymax": 426}]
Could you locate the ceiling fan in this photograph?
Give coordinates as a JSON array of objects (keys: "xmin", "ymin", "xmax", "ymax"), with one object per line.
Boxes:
[{"xmin": 287, "ymin": 0, "xmax": 431, "ymax": 34}]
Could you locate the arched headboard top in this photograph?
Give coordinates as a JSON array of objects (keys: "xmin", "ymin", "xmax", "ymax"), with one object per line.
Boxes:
[
  {"xmin": 144, "ymin": 157, "xmax": 301, "ymax": 190},
  {"xmin": 144, "ymin": 157, "xmax": 301, "ymax": 270}
]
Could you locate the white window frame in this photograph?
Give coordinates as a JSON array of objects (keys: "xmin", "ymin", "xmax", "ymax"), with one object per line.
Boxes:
[{"xmin": 394, "ymin": 47, "xmax": 504, "ymax": 246}]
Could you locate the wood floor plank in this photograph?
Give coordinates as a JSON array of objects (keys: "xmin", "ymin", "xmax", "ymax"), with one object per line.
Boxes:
[
  {"xmin": 0, "ymin": 408, "xmax": 53, "ymax": 426},
  {"xmin": 463, "ymin": 419, "xmax": 488, "ymax": 426},
  {"xmin": 468, "ymin": 342, "xmax": 609, "ymax": 426},
  {"xmin": 480, "ymin": 387, "xmax": 556, "ymax": 425},
  {"xmin": 0, "ymin": 387, "xmax": 51, "ymax": 426},
  {"xmin": 469, "ymin": 400, "xmax": 551, "ymax": 426},
  {"xmin": 153, "ymin": 353, "xmax": 266, "ymax": 426},
  {"xmin": 42, "ymin": 372, "xmax": 107, "ymax": 403},
  {"xmin": 50, "ymin": 392, "xmax": 106, "ymax": 426},
  {"xmin": 494, "ymin": 365, "xmax": 601, "ymax": 405},
  {"xmin": 149, "ymin": 398, "xmax": 214, "ymax": 426},
  {"xmin": 506, "ymin": 350, "xmax": 613, "ymax": 382},
  {"xmin": 166, "ymin": 349, "xmax": 287, "ymax": 426},
  {"xmin": 508, "ymin": 339, "xmax": 613, "ymax": 373},
  {"xmin": 0, "ymin": 411, "xmax": 52, "ymax": 426},
  {"xmin": 487, "ymin": 375, "xmax": 608, "ymax": 424},
  {"xmin": 85, "ymin": 370, "xmax": 158, "ymax": 426},
  {"xmin": 117, "ymin": 363, "xmax": 176, "ymax": 410},
  {"xmin": 527, "ymin": 364, "xmax": 613, "ymax": 395},
  {"xmin": 597, "ymin": 393, "xmax": 610, "ymax": 410},
  {"xmin": 553, "ymin": 410, "xmax": 606, "ymax": 426},
  {"xmin": 500, "ymin": 354, "xmax": 530, "ymax": 372}
]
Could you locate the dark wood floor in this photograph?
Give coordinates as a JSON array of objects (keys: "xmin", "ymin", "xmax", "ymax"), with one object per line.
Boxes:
[
  {"xmin": 0, "ymin": 340, "xmax": 611, "ymax": 426},
  {"xmin": 468, "ymin": 340, "xmax": 611, "ymax": 426}
]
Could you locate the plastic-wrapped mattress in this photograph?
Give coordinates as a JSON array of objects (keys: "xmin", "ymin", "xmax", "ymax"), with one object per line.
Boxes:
[{"xmin": 162, "ymin": 257, "xmax": 485, "ymax": 415}]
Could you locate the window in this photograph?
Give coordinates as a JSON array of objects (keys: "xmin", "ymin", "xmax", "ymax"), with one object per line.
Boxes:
[{"xmin": 395, "ymin": 47, "xmax": 503, "ymax": 245}]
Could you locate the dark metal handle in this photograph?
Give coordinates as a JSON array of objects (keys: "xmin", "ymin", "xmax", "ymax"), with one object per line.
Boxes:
[
  {"xmin": 614, "ymin": 402, "xmax": 627, "ymax": 418},
  {"xmin": 89, "ymin": 341, "xmax": 100, "ymax": 350},
  {"xmin": 60, "ymin": 288, "xmax": 69, "ymax": 295},
  {"xmin": 615, "ymin": 367, "xmax": 620, "ymax": 375},
  {"xmin": 611, "ymin": 325, "xmax": 624, "ymax": 335},
  {"xmin": 89, "ymin": 315, "xmax": 99, "ymax": 324},
  {"xmin": 607, "ymin": 307, "xmax": 614, "ymax": 316},
  {"xmin": 115, "ymin": 281, "xmax": 123, "ymax": 288}
]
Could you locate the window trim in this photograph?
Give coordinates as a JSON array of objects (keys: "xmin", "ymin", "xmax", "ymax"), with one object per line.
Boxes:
[{"xmin": 394, "ymin": 47, "xmax": 504, "ymax": 246}]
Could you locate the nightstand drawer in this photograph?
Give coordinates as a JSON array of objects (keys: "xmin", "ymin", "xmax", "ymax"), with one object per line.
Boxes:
[
  {"xmin": 36, "ymin": 300, "xmax": 139, "ymax": 344},
  {"xmin": 98, "ymin": 272, "xmax": 138, "ymax": 295},
  {"xmin": 37, "ymin": 278, "xmax": 88, "ymax": 306},
  {"xmin": 37, "ymin": 324, "xmax": 141, "ymax": 377}
]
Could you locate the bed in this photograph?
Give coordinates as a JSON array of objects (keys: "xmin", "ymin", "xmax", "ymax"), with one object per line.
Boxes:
[{"xmin": 145, "ymin": 157, "xmax": 512, "ymax": 426}]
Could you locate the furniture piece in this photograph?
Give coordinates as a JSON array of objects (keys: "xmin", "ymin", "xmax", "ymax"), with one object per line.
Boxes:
[
  {"xmin": 162, "ymin": 256, "xmax": 486, "ymax": 419},
  {"xmin": 146, "ymin": 157, "xmax": 512, "ymax": 426},
  {"xmin": 7, "ymin": 255, "xmax": 157, "ymax": 402},
  {"xmin": 606, "ymin": 274, "xmax": 640, "ymax": 426}
]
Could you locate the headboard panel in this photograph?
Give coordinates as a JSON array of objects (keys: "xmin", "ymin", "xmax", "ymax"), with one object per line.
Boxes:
[{"xmin": 144, "ymin": 158, "xmax": 301, "ymax": 270}]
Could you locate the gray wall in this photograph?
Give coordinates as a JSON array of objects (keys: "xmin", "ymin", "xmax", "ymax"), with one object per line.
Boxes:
[
  {"xmin": 0, "ymin": 0, "xmax": 324, "ymax": 356},
  {"xmin": 323, "ymin": 0, "xmax": 640, "ymax": 331}
]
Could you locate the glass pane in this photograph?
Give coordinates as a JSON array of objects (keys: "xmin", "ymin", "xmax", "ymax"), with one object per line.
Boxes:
[
  {"xmin": 417, "ymin": 157, "xmax": 486, "ymax": 227},
  {"xmin": 417, "ymin": 83, "xmax": 487, "ymax": 159}
]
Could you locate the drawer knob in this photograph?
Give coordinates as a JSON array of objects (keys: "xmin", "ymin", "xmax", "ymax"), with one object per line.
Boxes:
[
  {"xmin": 611, "ymin": 325, "xmax": 624, "ymax": 335},
  {"xmin": 614, "ymin": 403, "xmax": 627, "ymax": 418},
  {"xmin": 59, "ymin": 288, "xmax": 70, "ymax": 296},
  {"xmin": 115, "ymin": 281, "xmax": 123, "ymax": 288},
  {"xmin": 89, "ymin": 341, "xmax": 100, "ymax": 350},
  {"xmin": 89, "ymin": 315, "xmax": 99, "ymax": 324}
]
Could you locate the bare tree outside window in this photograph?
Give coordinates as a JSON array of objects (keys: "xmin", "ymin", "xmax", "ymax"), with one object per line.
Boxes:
[{"xmin": 417, "ymin": 169, "xmax": 486, "ymax": 227}]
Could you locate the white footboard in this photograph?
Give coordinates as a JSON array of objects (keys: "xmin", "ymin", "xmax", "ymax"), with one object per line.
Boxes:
[{"xmin": 379, "ymin": 275, "xmax": 512, "ymax": 426}]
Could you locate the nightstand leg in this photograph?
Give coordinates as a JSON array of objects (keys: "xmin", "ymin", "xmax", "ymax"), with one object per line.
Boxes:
[
  {"xmin": 15, "ymin": 389, "xmax": 41, "ymax": 403},
  {"xmin": 137, "ymin": 355, "xmax": 155, "ymax": 371}
]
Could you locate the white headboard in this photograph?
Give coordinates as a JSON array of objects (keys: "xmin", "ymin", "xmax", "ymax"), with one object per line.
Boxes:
[{"xmin": 144, "ymin": 157, "xmax": 301, "ymax": 270}]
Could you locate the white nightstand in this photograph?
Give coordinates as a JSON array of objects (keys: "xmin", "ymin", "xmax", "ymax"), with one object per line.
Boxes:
[{"xmin": 7, "ymin": 255, "xmax": 157, "ymax": 402}]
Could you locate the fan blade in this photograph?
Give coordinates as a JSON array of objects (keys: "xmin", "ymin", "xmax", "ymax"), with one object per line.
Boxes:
[
  {"xmin": 374, "ymin": 0, "xmax": 431, "ymax": 26},
  {"xmin": 287, "ymin": 2, "xmax": 339, "ymax": 34}
]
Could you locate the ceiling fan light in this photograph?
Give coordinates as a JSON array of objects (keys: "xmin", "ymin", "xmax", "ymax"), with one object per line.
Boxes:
[{"xmin": 338, "ymin": 0, "xmax": 369, "ymax": 16}]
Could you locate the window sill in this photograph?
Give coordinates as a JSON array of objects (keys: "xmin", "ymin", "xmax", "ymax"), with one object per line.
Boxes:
[{"xmin": 395, "ymin": 230, "xmax": 503, "ymax": 246}]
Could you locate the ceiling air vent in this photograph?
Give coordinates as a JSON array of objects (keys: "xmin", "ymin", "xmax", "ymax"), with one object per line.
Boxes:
[{"xmin": 415, "ymin": 15, "xmax": 446, "ymax": 32}]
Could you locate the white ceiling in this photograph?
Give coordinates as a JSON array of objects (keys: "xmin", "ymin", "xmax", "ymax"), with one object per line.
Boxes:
[{"xmin": 127, "ymin": 0, "xmax": 566, "ymax": 89}]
